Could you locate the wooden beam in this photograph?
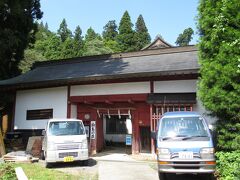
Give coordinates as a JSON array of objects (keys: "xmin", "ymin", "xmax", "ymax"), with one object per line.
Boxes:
[
  {"xmin": 128, "ymin": 99, "xmax": 135, "ymax": 104},
  {"xmin": 105, "ymin": 100, "xmax": 113, "ymax": 105},
  {"xmin": 84, "ymin": 101, "xmax": 93, "ymax": 105}
]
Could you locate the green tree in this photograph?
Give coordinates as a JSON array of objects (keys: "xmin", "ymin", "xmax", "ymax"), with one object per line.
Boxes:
[
  {"xmin": 57, "ymin": 18, "xmax": 72, "ymax": 42},
  {"xmin": 135, "ymin": 14, "xmax": 151, "ymax": 50},
  {"xmin": 102, "ymin": 20, "xmax": 118, "ymax": 41},
  {"xmin": 198, "ymin": 0, "xmax": 240, "ymax": 151},
  {"xmin": 0, "ymin": 0, "xmax": 42, "ymax": 80},
  {"xmin": 83, "ymin": 39, "xmax": 113, "ymax": 56},
  {"xmin": 73, "ymin": 25, "xmax": 84, "ymax": 56},
  {"xmin": 117, "ymin": 11, "xmax": 136, "ymax": 52},
  {"xmin": 60, "ymin": 37, "xmax": 75, "ymax": 59},
  {"xmin": 104, "ymin": 40, "xmax": 121, "ymax": 53},
  {"xmin": 19, "ymin": 48, "xmax": 46, "ymax": 73},
  {"xmin": 175, "ymin": 28, "xmax": 194, "ymax": 46},
  {"xmin": 35, "ymin": 21, "xmax": 53, "ymax": 42},
  {"xmin": 43, "ymin": 34, "xmax": 62, "ymax": 60},
  {"xmin": 85, "ymin": 27, "xmax": 101, "ymax": 42}
]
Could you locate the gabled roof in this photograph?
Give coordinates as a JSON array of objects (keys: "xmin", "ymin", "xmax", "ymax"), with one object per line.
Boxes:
[
  {"xmin": 0, "ymin": 46, "xmax": 198, "ymax": 90},
  {"xmin": 142, "ymin": 35, "xmax": 173, "ymax": 50}
]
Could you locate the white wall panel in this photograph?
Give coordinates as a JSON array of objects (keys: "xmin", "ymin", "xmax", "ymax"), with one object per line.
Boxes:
[
  {"xmin": 70, "ymin": 82, "xmax": 150, "ymax": 96},
  {"xmin": 154, "ymin": 80, "xmax": 197, "ymax": 93},
  {"xmin": 71, "ymin": 104, "xmax": 77, "ymax": 119},
  {"xmin": 14, "ymin": 87, "xmax": 68, "ymax": 129}
]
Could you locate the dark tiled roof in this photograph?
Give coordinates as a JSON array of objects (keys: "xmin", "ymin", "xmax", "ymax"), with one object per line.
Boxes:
[{"xmin": 0, "ymin": 46, "xmax": 199, "ymax": 89}]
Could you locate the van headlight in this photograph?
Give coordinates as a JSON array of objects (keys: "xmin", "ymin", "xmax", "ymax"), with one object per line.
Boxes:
[
  {"xmin": 81, "ymin": 139, "xmax": 88, "ymax": 149},
  {"xmin": 200, "ymin": 148, "xmax": 214, "ymax": 154},
  {"xmin": 200, "ymin": 148, "xmax": 215, "ymax": 159},
  {"xmin": 47, "ymin": 141, "xmax": 55, "ymax": 150},
  {"xmin": 157, "ymin": 148, "xmax": 171, "ymax": 159}
]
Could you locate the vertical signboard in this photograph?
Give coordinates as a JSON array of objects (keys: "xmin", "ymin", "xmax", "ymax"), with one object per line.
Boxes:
[{"xmin": 90, "ymin": 121, "xmax": 96, "ymax": 139}]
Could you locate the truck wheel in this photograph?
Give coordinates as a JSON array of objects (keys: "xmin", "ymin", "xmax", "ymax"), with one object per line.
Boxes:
[
  {"xmin": 44, "ymin": 152, "xmax": 52, "ymax": 168},
  {"xmin": 158, "ymin": 172, "xmax": 167, "ymax": 180},
  {"xmin": 45, "ymin": 161, "xmax": 52, "ymax": 168},
  {"xmin": 40, "ymin": 151, "xmax": 45, "ymax": 160},
  {"xmin": 82, "ymin": 159, "xmax": 89, "ymax": 166}
]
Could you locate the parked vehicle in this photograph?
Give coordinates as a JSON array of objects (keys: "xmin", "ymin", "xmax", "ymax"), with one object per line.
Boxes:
[
  {"xmin": 42, "ymin": 119, "xmax": 89, "ymax": 167},
  {"xmin": 155, "ymin": 112, "xmax": 215, "ymax": 180}
]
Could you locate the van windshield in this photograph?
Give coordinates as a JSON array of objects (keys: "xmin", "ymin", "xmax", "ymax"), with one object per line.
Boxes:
[
  {"xmin": 159, "ymin": 116, "xmax": 209, "ymax": 139},
  {"xmin": 48, "ymin": 121, "xmax": 85, "ymax": 136}
]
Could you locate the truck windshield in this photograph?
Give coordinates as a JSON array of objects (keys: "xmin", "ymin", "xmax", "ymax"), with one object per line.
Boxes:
[
  {"xmin": 159, "ymin": 116, "xmax": 209, "ymax": 139},
  {"xmin": 48, "ymin": 121, "xmax": 85, "ymax": 136}
]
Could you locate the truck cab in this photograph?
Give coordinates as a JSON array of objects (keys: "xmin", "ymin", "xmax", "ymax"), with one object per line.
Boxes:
[
  {"xmin": 42, "ymin": 118, "xmax": 89, "ymax": 167},
  {"xmin": 156, "ymin": 112, "xmax": 215, "ymax": 179}
]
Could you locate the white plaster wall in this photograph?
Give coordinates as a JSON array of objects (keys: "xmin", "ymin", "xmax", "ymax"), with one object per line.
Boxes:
[
  {"xmin": 154, "ymin": 80, "xmax": 197, "ymax": 93},
  {"xmin": 70, "ymin": 82, "xmax": 150, "ymax": 96},
  {"xmin": 14, "ymin": 87, "xmax": 68, "ymax": 129},
  {"xmin": 71, "ymin": 104, "xmax": 77, "ymax": 119}
]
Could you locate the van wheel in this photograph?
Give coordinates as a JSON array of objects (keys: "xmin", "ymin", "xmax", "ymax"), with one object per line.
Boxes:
[
  {"xmin": 158, "ymin": 172, "xmax": 167, "ymax": 180},
  {"xmin": 204, "ymin": 173, "xmax": 215, "ymax": 180}
]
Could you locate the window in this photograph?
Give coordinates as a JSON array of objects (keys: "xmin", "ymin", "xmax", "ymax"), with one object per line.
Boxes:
[
  {"xmin": 106, "ymin": 115, "xmax": 127, "ymax": 134},
  {"xmin": 160, "ymin": 117, "xmax": 209, "ymax": 137},
  {"xmin": 49, "ymin": 121, "xmax": 85, "ymax": 136},
  {"xmin": 26, "ymin": 109, "xmax": 53, "ymax": 120},
  {"xmin": 156, "ymin": 105, "xmax": 192, "ymax": 115}
]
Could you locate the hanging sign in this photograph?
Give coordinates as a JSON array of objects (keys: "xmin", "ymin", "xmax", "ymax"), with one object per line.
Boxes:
[{"xmin": 90, "ymin": 121, "xmax": 96, "ymax": 139}]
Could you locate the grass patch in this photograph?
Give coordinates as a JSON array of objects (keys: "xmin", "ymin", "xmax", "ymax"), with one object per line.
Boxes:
[
  {"xmin": 10, "ymin": 163, "xmax": 97, "ymax": 180},
  {"xmin": 0, "ymin": 163, "xmax": 17, "ymax": 180}
]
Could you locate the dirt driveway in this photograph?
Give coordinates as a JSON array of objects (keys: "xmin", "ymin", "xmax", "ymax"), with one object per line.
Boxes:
[
  {"xmin": 38, "ymin": 148, "xmax": 213, "ymax": 180},
  {"xmin": 92, "ymin": 148, "xmax": 158, "ymax": 180}
]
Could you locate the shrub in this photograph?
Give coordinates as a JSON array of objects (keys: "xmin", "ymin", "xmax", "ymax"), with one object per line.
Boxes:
[
  {"xmin": 0, "ymin": 163, "xmax": 17, "ymax": 180},
  {"xmin": 216, "ymin": 151, "xmax": 240, "ymax": 180}
]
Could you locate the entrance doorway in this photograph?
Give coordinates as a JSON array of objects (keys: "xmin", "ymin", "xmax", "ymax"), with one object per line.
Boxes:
[
  {"xmin": 104, "ymin": 115, "xmax": 129, "ymax": 147},
  {"xmin": 140, "ymin": 126, "xmax": 151, "ymax": 153}
]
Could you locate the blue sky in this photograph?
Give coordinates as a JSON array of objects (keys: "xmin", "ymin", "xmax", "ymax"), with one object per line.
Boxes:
[{"xmin": 40, "ymin": 0, "xmax": 199, "ymax": 45}]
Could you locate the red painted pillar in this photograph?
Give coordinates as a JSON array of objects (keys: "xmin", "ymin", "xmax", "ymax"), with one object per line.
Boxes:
[
  {"xmin": 132, "ymin": 110, "xmax": 140, "ymax": 154},
  {"xmin": 67, "ymin": 86, "xmax": 71, "ymax": 118}
]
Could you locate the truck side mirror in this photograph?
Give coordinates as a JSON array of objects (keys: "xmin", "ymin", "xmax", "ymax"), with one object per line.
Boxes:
[
  {"xmin": 42, "ymin": 130, "xmax": 46, "ymax": 136},
  {"xmin": 151, "ymin": 131, "xmax": 157, "ymax": 140}
]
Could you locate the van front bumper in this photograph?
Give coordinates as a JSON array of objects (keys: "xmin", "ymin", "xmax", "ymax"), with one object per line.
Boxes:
[
  {"xmin": 46, "ymin": 148, "xmax": 89, "ymax": 163},
  {"xmin": 158, "ymin": 159, "xmax": 215, "ymax": 174}
]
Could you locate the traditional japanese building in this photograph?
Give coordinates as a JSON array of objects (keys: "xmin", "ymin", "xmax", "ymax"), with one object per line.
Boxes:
[{"xmin": 0, "ymin": 45, "xmax": 214, "ymax": 154}]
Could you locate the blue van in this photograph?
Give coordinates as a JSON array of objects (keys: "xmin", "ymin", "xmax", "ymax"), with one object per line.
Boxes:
[{"xmin": 156, "ymin": 111, "xmax": 215, "ymax": 180}]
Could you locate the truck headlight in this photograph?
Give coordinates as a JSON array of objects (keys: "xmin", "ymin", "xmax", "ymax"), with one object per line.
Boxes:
[
  {"xmin": 81, "ymin": 139, "xmax": 88, "ymax": 149},
  {"xmin": 47, "ymin": 141, "xmax": 55, "ymax": 151},
  {"xmin": 157, "ymin": 148, "xmax": 171, "ymax": 159}
]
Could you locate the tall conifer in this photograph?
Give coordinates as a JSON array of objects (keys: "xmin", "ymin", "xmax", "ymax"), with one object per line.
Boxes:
[
  {"xmin": 117, "ymin": 11, "xmax": 136, "ymax": 52},
  {"xmin": 57, "ymin": 18, "xmax": 72, "ymax": 42},
  {"xmin": 135, "ymin": 14, "xmax": 151, "ymax": 50},
  {"xmin": 198, "ymin": 0, "xmax": 240, "ymax": 151}
]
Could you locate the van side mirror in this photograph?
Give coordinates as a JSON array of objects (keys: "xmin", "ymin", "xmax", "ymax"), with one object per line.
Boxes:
[
  {"xmin": 42, "ymin": 130, "xmax": 46, "ymax": 136},
  {"xmin": 151, "ymin": 131, "xmax": 157, "ymax": 140},
  {"xmin": 208, "ymin": 124, "xmax": 213, "ymax": 130}
]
